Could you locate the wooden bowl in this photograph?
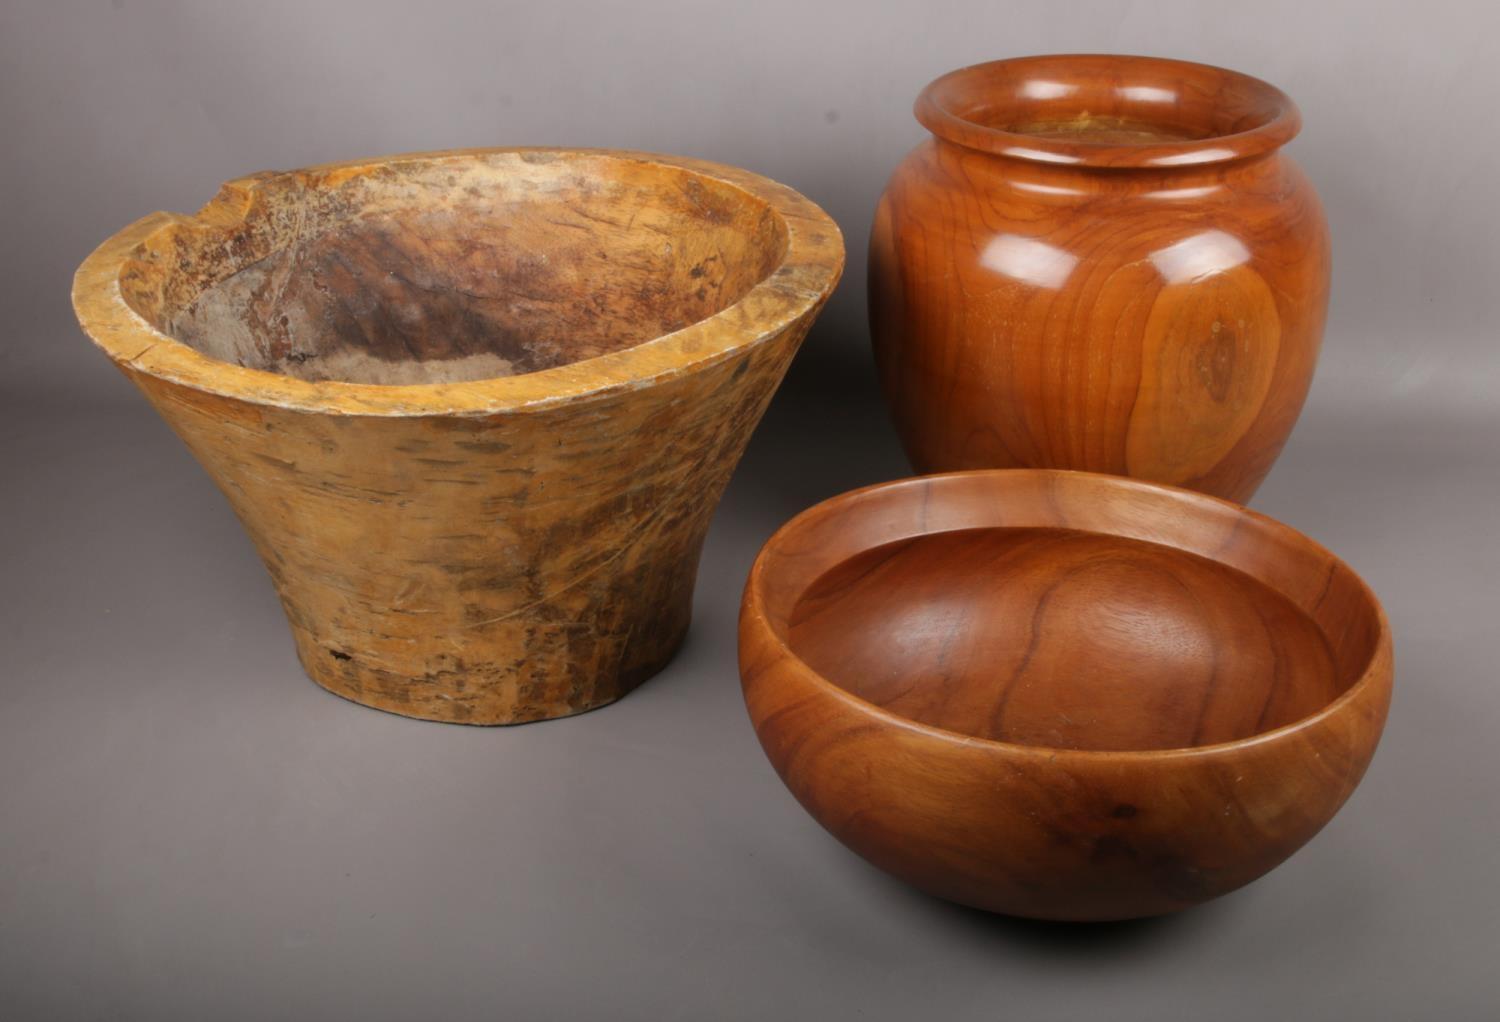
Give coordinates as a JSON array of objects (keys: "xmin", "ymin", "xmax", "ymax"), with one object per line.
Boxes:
[
  {"xmin": 73, "ymin": 148, "xmax": 843, "ymax": 724},
  {"xmin": 740, "ymin": 470, "xmax": 1391, "ymax": 920}
]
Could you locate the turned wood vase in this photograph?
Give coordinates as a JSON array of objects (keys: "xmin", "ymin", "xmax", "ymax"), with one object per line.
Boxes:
[
  {"xmin": 74, "ymin": 148, "xmax": 843, "ymax": 724},
  {"xmin": 740, "ymin": 470, "xmax": 1391, "ymax": 921},
  {"xmin": 870, "ymin": 55, "xmax": 1330, "ymax": 502}
]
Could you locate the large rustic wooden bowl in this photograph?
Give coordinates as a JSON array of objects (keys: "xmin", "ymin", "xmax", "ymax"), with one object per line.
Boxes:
[
  {"xmin": 74, "ymin": 148, "xmax": 843, "ymax": 724},
  {"xmin": 740, "ymin": 470, "xmax": 1391, "ymax": 921}
]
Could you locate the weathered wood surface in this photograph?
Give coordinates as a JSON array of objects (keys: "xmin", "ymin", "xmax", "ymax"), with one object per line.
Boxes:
[
  {"xmin": 870, "ymin": 55, "xmax": 1330, "ymax": 502},
  {"xmin": 74, "ymin": 148, "xmax": 844, "ymax": 724},
  {"xmin": 740, "ymin": 470, "xmax": 1392, "ymax": 920}
]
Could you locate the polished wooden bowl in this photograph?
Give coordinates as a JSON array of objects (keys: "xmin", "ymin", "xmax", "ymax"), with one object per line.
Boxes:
[
  {"xmin": 74, "ymin": 148, "xmax": 843, "ymax": 724},
  {"xmin": 740, "ymin": 470, "xmax": 1391, "ymax": 920}
]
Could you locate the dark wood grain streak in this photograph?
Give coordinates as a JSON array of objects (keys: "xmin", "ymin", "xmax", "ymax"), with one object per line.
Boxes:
[
  {"xmin": 740, "ymin": 470, "xmax": 1392, "ymax": 920},
  {"xmin": 870, "ymin": 55, "xmax": 1330, "ymax": 502}
]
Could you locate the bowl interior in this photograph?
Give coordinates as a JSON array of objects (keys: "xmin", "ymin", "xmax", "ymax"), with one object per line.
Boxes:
[
  {"xmin": 122, "ymin": 152, "xmax": 789, "ymax": 385},
  {"xmin": 765, "ymin": 474, "xmax": 1383, "ymax": 753}
]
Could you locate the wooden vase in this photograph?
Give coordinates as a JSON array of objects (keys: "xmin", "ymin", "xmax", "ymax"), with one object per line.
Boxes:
[
  {"xmin": 73, "ymin": 148, "xmax": 843, "ymax": 724},
  {"xmin": 870, "ymin": 55, "xmax": 1330, "ymax": 502}
]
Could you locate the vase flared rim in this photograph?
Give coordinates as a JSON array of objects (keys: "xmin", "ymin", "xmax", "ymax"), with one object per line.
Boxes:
[
  {"xmin": 915, "ymin": 54, "xmax": 1301, "ymax": 169},
  {"xmin": 72, "ymin": 148, "xmax": 844, "ymax": 417}
]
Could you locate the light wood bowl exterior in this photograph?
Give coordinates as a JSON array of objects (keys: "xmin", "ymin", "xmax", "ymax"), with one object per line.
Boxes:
[
  {"xmin": 870, "ymin": 55, "xmax": 1330, "ymax": 502},
  {"xmin": 740, "ymin": 470, "xmax": 1391, "ymax": 921},
  {"xmin": 74, "ymin": 148, "xmax": 843, "ymax": 724}
]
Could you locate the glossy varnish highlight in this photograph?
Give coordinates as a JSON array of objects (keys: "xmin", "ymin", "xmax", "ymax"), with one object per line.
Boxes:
[{"xmin": 870, "ymin": 55, "xmax": 1331, "ymax": 502}]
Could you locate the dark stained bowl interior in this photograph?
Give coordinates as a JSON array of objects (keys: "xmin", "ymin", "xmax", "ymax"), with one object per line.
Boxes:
[
  {"xmin": 123, "ymin": 152, "xmax": 789, "ymax": 385},
  {"xmin": 779, "ymin": 486, "xmax": 1382, "ymax": 753}
]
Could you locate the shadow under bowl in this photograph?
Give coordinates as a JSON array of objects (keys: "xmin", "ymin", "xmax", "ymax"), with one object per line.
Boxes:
[{"xmin": 739, "ymin": 469, "xmax": 1392, "ymax": 920}]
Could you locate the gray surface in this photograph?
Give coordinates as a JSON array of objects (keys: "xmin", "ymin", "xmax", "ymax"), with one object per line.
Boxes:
[{"xmin": 2, "ymin": 1, "xmax": 1498, "ymax": 1018}]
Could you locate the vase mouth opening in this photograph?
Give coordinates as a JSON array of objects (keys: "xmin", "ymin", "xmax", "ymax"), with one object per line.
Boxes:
[
  {"xmin": 73, "ymin": 149, "xmax": 844, "ymax": 416},
  {"xmin": 915, "ymin": 54, "xmax": 1300, "ymax": 169}
]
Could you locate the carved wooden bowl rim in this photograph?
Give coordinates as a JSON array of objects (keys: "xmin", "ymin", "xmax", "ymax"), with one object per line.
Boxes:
[
  {"xmin": 743, "ymin": 468, "xmax": 1392, "ymax": 761},
  {"xmin": 72, "ymin": 147, "xmax": 844, "ymax": 417},
  {"xmin": 915, "ymin": 53, "xmax": 1301, "ymax": 169}
]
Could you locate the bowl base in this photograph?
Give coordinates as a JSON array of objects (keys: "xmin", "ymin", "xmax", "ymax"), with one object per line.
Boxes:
[{"xmin": 290, "ymin": 618, "xmax": 689, "ymax": 726}]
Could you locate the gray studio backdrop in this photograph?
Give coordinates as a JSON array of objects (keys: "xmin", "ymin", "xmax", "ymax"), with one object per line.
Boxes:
[{"xmin": 2, "ymin": 1, "xmax": 1497, "ymax": 1019}]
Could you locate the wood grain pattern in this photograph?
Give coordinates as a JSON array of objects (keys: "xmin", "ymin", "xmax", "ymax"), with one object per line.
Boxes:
[
  {"xmin": 869, "ymin": 55, "xmax": 1331, "ymax": 502},
  {"xmin": 74, "ymin": 148, "xmax": 843, "ymax": 724},
  {"xmin": 740, "ymin": 470, "xmax": 1392, "ymax": 920}
]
